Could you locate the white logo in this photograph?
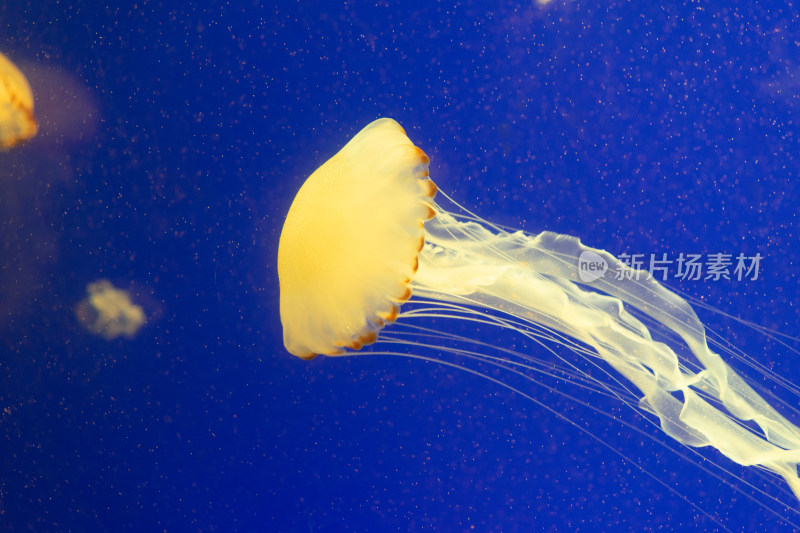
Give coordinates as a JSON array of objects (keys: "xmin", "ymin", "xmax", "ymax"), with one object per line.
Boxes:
[{"xmin": 577, "ymin": 250, "xmax": 608, "ymax": 282}]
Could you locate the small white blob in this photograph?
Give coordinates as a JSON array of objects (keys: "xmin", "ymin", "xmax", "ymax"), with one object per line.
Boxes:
[{"xmin": 75, "ymin": 279, "xmax": 146, "ymax": 340}]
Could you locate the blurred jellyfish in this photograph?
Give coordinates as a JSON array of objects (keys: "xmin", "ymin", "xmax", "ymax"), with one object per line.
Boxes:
[
  {"xmin": 0, "ymin": 62, "xmax": 102, "ymax": 326},
  {"xmin": 278, "ymin": 118, "xmax": 800, "ymax": 517},
  {"xmin": 76, "ymin": 279, "xmax": 146, "ymax": 340},
  {"xmin": 0, "ymin": 51, "xmax": 37, "ymax": 149}
]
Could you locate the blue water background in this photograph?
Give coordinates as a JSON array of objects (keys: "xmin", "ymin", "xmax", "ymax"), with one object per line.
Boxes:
[{"xmin": 1, "ymin": 1, "xmax": 799, "ymax": 531}]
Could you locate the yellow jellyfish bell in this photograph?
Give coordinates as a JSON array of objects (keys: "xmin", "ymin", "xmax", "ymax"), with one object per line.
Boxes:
[
  {"xmin": 278, "ymin": 118, "xmax": 437, "ymax": 359},
  {"xmin": 0, "ymin": 51, "xmax": 37, "ymax": 150}
]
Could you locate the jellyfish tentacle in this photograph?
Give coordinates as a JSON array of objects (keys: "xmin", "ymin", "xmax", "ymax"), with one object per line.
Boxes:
[{"xmin": 415, "ymin": 211, "xmax": 800, "ymax": 500}]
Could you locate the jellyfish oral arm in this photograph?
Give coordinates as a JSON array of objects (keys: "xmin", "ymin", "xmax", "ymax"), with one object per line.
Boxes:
[{"xmin": 413, "ymin": 210, "xmax": 800, "ymax": 500}]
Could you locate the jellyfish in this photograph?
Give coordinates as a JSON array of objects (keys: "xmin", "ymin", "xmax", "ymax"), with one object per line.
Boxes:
[
  {"xmin": 0, "ymin": 51, "xmax": 37, "ymax": 149},
  {"xmin": 76, "ymin": 279, "xmax": 147, "ymax": 340},
  {"xmin": 277, "ymin": 118, "xmax": 800, "ymax": 520}
]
